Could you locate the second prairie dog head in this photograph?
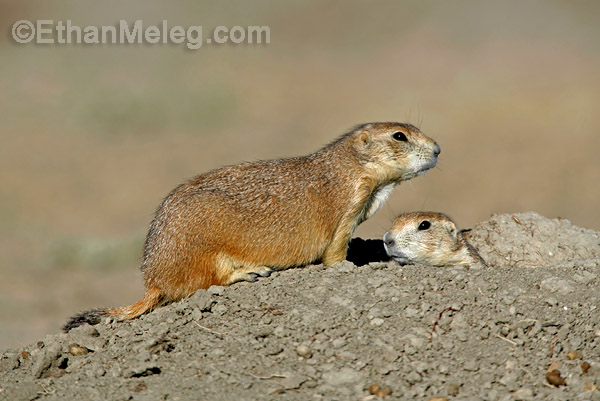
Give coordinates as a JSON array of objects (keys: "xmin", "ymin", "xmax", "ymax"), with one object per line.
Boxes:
[
  {"xmin": 383, "ymin": 212, "xmax": 475, "ymax": 267},
  {"xmin": 350, "ymin": 122, "xmax": 441, "ymax": 182}
]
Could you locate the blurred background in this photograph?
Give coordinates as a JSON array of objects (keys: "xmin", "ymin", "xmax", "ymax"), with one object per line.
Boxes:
[{"xmin": 1, "ymin": 0, "xmax": 598, "ymax": 350}]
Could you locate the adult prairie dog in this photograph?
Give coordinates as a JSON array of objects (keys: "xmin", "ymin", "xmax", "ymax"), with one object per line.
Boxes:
[
  {"xmin": 383, "ymin": 212, "xmax": 486, "ymax": 267},
  {"xmin": 63, "ymin": 122, "xmax": 440, "ymax": 331}
]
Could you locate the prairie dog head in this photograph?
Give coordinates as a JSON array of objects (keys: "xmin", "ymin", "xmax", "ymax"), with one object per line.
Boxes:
[
  {"xmin": 351, "ymin": 122, "xmax": 440, "ymax": 182},
  {"xmin": 383, "ymin": 212, "xmax": 474, "ymax": 267}
]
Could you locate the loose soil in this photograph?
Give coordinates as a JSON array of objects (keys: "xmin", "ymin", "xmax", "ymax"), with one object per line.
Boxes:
[{"xmin": 1, "ymin": 212, "xmax": 599, "ymax": 401}]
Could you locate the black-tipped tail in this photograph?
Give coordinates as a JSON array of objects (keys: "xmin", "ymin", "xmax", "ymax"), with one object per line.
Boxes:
[{"xmin": 62, "ymin": 308, "xmax": 109, "ymax": 332}]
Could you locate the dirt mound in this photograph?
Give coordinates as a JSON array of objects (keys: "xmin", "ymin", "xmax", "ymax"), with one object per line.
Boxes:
[
  {"xmin": 1, "ymin": 213, "xmax": 599, "ymax": 400},
  {"xmin": 470, "ymin": 212, "xmax": 600, "ymax": 268}
]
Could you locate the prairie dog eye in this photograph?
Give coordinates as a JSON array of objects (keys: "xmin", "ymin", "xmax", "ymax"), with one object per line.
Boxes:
[
  {"xmin": 418, "ymin": 220, "xmax": 431, "ymax": 230},
  {"xmin": 392, "ymin": 131, "xmax": 408, "ymax": 141}
]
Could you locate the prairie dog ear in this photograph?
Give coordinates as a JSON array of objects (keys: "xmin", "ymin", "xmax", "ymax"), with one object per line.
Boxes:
[
  {"xmin": 459, "ymin": 228, "xmax": 472, "ymax": 240},
  {"xmin": 447, "ymin": 224, "xmax": 458, "ymax": 238},
  {"xmin": 357, "ymin": 130, "xmax": 371, "ymax": 146}
]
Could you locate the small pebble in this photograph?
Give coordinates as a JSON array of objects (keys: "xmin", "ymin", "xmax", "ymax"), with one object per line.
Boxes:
[
  {"xmin": 376, "ymin": 387, "xmax": 392, "ymax": 398},
  {"xmin": 295, "ymin": 345, "xmax": 312, "ymax": 358},
  {"xmin": 368, "ymin": 384, "xmax": 381, "ymax": 394},
  {"xmin": 368, "ymin": 384, "xmax": 392, "ymax": 398},
  {"xmin": 567, "ymin": 350, "xmax": 582, "ymax": 360},
  {"xmin": 68, "ymin": 344, "xmax": 89, "ymax": 356}
]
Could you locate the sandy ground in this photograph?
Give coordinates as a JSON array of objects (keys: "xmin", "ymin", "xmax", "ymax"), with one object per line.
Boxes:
[{"xmin": 1, "ymin": 212, "xmax": 599, "ymax": 400}]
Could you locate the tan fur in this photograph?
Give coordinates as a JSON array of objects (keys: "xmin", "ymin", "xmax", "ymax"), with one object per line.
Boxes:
[
  {"xmin": 64, "ymin": 122, "xmax": 439, "ymax": 330},
  {"xmin": 383, "ymin": 212, "xmax": 486, "ymax": 267},
  {"xmin": 107, "ymin": 286, "xmax": 164, "ymax": 319}
]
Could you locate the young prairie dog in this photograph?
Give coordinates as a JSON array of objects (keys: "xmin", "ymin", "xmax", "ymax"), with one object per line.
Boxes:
[
  {"xmin": 383, "ymin": 212, "xmax": 486, "ymax": 267},
  {"xmin": 63, "ymin": 122, "xmax": 440, "ymax": 331}
]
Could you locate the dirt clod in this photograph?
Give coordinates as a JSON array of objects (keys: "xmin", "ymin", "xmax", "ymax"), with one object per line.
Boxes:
[
  {"xmin": 581, "ymin": 362, "xmax": 591, "ymax": 374},
  {"xmin": 368, "ymin": 383, "xmax": 392, "ymax": 398},
  {"xmin": 546, "ymin": 369, "xmax": 567, "ymax": 387}
]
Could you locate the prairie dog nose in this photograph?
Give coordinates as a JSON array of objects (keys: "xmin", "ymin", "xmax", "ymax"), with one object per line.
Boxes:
[
  {"xmin": 433, "ymin": 143, "xmax": 441, "ymax": 156},
  {"xmin": 383, "ymin": 232, "xmax": 394, "ymax": 247}
]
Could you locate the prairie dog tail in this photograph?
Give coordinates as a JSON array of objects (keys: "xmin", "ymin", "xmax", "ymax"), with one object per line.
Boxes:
[{"xmin": 62, "ymin": 287, "xmax": 163, "ymax": 332}]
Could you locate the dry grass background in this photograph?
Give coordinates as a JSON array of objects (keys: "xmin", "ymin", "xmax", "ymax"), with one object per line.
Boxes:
[{"xmin": 1, "ymin": 0, "xmax": 598, "ymax": 350}]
